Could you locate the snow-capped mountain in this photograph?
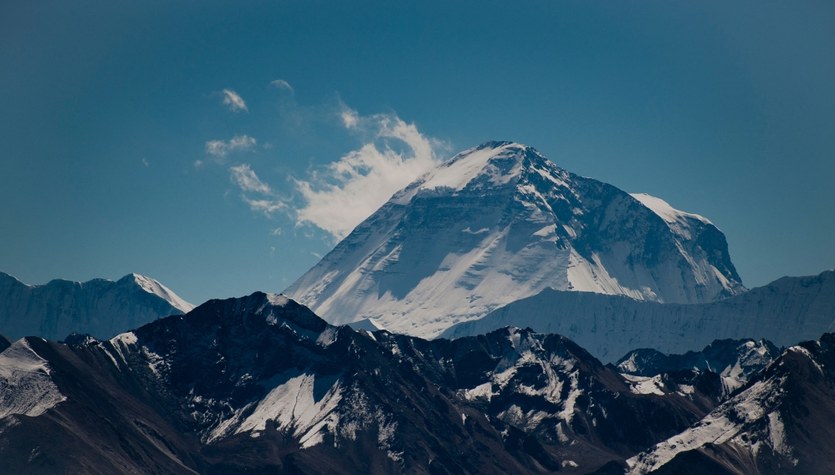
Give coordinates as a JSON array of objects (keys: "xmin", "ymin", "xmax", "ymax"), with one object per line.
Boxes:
[
  {"xmin": 628, "ymin": 333, "xmax": 835, "ymax": 475},
  {"xmin": 617, "ymin": 338, "xmax": 781, "ymax": 395},
  {"xmin": 0, "ymin": 293, "xmax": 725, "ymax": 474},
  {"xmin": 442, "ymin": 270, "xmax": 835, "ymax": 362},
  {"xmin": 0, "ymin": 272, "xmax": 194, "ymax": 340},
  {"xmin": 285, "ymin": 141, "xmax": 744, "ymax": 338}
]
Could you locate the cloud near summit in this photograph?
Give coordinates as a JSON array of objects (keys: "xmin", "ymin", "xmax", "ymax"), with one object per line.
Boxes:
[
  {"xmin": 224, "ymin": 106, "xmax": 445, "ymax": 240},
  {"xmin": 292, "ymin": 107, "xmax": 444, "ymax": 239}
]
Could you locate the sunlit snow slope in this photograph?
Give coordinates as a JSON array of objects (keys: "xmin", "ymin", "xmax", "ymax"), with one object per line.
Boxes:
[{"xmin": 286, "ymin": 141, "xmax": 744, "ymax": 338}]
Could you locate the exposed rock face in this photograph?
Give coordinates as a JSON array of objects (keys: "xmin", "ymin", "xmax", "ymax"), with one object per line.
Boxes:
[
  {"xmin": 628, "ymin": 333, "xmax": 835, "ymax": 475},
  {"xmin": 0, "ymin": 294, "xmax": 719, "ymax": 474}
]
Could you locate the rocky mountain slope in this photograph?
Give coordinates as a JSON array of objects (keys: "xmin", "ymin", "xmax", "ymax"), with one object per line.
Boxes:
[
  {"xmin": 0, "ymin": 272, "xmax": 194, "ymax": 340},
  {"xmin": 627, "ymin": 333, "xmax": 835, "ymax": 475},
  {"xmin": 286, "ymin": 141, "xmax": 744, "ymax": 338},
  {"xmin": 442, "ymin": 270, "xmax": 835, "ymax": 362},
  {"xmin": 2, "ymin": 292, "xmax": 833, "ymax": 474},
  {"xmin": 0, "ymin": 293, "xmax": 721, "ymax": 474}
]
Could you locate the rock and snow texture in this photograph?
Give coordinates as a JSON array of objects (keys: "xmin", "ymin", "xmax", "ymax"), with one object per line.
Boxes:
[
  {"xmin": 628, "ymin": 333, "xmax": 835, "ymax": 475},
  {"xmin": 0, "ymin": 271, "xmax": 194, "ymax": 340},
  {"xmin": 617, "ymin": 338, "xmax": 781, "ymax": 395},
  {"xmin": 4, "ymin": 290, "xmax": 835, "ymax": 474},
  {"xmin": 0, "ymin": 293, "xmax": 722, "ymax": 474},
  {"xmin": 286, "ymin": 141, "xmax": 744, "ymax": 338},
  {"xmin": 0, "ymin": 338, "xmax": 65, "ymax": 419},
  {"xmin": 442, "ymin": 270, "xmax": 835, "ymax": 362}
]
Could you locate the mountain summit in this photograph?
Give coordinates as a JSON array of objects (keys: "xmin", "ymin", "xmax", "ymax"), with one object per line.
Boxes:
[{"xmin": 286, "ymin": 141, "xmax": 744, "ymax": 337}]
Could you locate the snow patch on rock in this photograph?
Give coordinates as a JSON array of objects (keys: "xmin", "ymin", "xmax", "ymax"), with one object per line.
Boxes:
[{"xmin": 0, "ymin": 339, "xmax": 66, "ymax": 419}]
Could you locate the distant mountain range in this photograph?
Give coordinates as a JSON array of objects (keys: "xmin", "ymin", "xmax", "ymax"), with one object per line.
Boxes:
[
  {"xmin": 0, "ymin": 272, "xmax": 193, "ymax": 340},
  {"xmin": 1, "ymin": 293, "xmax": 832, "ymax": 474},
  {"xmin": 442, "ymin": 270, "xmax": 835, "ymax": 362},
  {"xmin": 286, "ymin": 141, "xmax": 744, "ymax": 338}
]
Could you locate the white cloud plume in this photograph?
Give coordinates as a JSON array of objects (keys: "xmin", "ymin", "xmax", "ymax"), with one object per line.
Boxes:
[
  {"xmin": 205, "ymin": 135, "xmax": 257, "ymax": 158},
  {"xmin": 206, "ymin": 97, "xmax": 446, "ymax": 240},
  {"xmin": 292, "ymin": 109, "xmax": 444, "ymax": 239},
  {"xmin": 269, "ymin": 79, "xmax": 294, "ymax": 94},
  {"xmin": 221, "ymin": 88, "xmax": 248, "ymax": 112}
]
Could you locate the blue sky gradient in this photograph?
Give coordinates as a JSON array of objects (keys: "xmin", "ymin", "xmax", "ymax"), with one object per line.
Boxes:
[{"xmin": 2, "ymin": 1, "xmax": 834, "ymax": 304}]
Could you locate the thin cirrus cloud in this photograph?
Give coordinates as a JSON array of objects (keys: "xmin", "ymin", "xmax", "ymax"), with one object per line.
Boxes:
[
  {"xmin": 221, "ymin": 88, "xmax": 248, "ymax": 112},
  {"xmin": 228, "ymin": 164, "xmax": 286, "ymax": 216},
  {"xmin": 204, "ymin": 135, "xmax": 257, "ymax": 159},
  {"xmin": 269, "ymin": 79, "xmax": 294, "ymax": 94},
  {"xmin": 230, "ymin": 163, "xmax": 272, "ymax": 195}
]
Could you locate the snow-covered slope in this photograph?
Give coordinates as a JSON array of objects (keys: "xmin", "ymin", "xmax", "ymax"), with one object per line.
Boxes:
[
  {"xmin": 628, "ymin": 333, "xmax": 835, "ymax": 475},
  {"xmin": 286, "ymin": 141, "xmax": 744, "ymax": 338},
  {"xmin": 0, "ymin": 272, "xmax": 194, "ymax": 340},
  {"xmin": 442, "ymin": 270, "xmax": 835, "ymax": 362}
]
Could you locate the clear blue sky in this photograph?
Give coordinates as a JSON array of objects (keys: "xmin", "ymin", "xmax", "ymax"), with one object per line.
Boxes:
[{"xmin": 2, "ymin": 0, "xmax": 834, "ymax": 305}]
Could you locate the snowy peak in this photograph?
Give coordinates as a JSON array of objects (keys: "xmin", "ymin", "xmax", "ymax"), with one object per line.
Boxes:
[
  {"xmin": 403, "ymin": 141, "xmax": 535, "ymax": 195},
  {"xmin": 630, "ymin": 193, "xmax": 711, "ymax": 227},
  {"xmin": 0, "ymin": 271, "xmax": 194, "ymax": 340},
  {"xmin": 121, "ymin": 273, "xmax": 195, "ymax": 313},
  {"xmin": 286, "ymin": 141, "xmax": 745, "ymax": 338}
]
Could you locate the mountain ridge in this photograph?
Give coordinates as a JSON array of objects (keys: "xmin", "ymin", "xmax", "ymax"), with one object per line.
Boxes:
[
  {"xmin": 0, "ymin": 292, "xmax": 724, "ymax": 474},
  {"xmin": 442, "ymin": 270, "xmax": 835, "ymax": 362},
  {"xmin": 0, "ymin": 271, "xmax": 194, "ymax": 340},
  {"xmin": 2, "ymin": 292, "xmax": 833, "ymax": 473}
]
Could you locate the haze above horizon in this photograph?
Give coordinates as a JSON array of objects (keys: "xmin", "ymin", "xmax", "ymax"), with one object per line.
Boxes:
[{"xmin": 2, "ymin": 0, "xmax": 833, "ymax": 304}]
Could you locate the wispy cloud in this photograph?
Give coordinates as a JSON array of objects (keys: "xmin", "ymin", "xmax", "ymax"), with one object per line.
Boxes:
[
  {"xmin": 205, "ymin": 135, "xmax": 257, "ymax": 159},
  {"xmin": 292, "ymin": 107, "xmax": 444, "ymax": 239},
  {"xmin": 205, "ymin": 93, "xmax": 446, "ymax": 241},
  {"xmin": 339, "ymin": 106, "xmax": 359, "ymax": 129},
  {"xmin": 269, "ymin": 79, "xmax": 294, "ymax": 94},
  {"xmin": 221, "ymin": 88, "xmax": 248, "ymax": 113},
  {"xmin": 230, "ymin": 164, "xmax": 272, "ymax": 194},
  {"xmin": 227, "ymin": 164, "xmax": 286, "ymax": 216},
  {"xmin": 242, "ymin": 196, "xmax": 286, "ymax": 216}
]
